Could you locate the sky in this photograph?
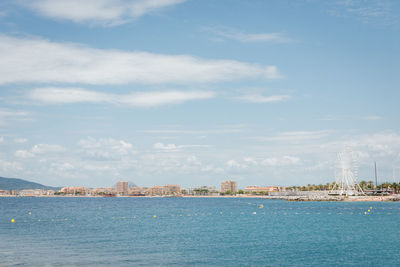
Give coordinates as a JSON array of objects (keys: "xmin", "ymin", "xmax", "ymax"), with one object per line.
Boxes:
[{"xmin": 0, "ymin": 0, "xmax": 399, "ymax": 188}]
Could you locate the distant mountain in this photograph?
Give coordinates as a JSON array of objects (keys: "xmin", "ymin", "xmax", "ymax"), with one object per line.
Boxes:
[
  {"xmin": 128, "ymin": 181, "xmax": 137, "ymax": 187},
  {"xmin": 0, "ymin": 176, "xmax": 61, "ymax": 191}
]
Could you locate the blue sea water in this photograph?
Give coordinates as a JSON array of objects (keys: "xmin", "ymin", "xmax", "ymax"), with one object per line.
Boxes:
[{"xmin": 0, "ymin": 197, "xmax": 399, "ymax": 266}]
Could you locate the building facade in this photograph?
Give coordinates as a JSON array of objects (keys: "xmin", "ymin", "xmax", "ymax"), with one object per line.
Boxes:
[
  {"xmin": 244, "ymin": 185, "xmax": 281, "ymax": 193},
  {"xmin": 115, "ymin": 180, "xmax": 129, "ymax": 195},
  {"xmin": 221, "ymin": 180, "xmax": 238, "ymax": 193},
  {"xmin": 128, "ymin": 186, "xmax": 148, "ymax": 196},
  {"xmin": 148, "ymin": 186, "xmax": 163, "ymax": 196},
  {"xmin": 163, "ymin": 185, "xmax": 181, "ymax": 195},
  {"xmin": 60, "ymin": 187, "xmax": 89, "ymax": 195}
]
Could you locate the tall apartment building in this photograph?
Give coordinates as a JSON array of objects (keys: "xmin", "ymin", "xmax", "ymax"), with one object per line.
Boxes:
[
  {"xmin": 221, "ymin": 180, "xmax": 238, "ymax": 193},
  {"xmin": 115, "ymin": 180, "xmax": 129, "ymax": 194}
]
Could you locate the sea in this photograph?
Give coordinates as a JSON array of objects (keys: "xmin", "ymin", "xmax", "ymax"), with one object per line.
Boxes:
[{"xmin": 1, "ymin": 197, "xmax": 399, "ymax": 266}]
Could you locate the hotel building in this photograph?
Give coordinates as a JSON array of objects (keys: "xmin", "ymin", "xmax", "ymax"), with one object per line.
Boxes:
[
  {"xmin": 115, "ymin": 180, "xmax": 129, "ymax": 195},
  {"xmin": 221, "ymin": 180, "xmax": 238, "ymax": 193}
]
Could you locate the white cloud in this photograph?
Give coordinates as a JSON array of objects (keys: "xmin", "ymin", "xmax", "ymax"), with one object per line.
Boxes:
[
  {"xmin": 28, "ymin": 88, "xmax": 215, "ymax": 107},
  {"xmin": 336, "ymin": 0, "xmax": 390, "ymax": 17},
  {"xmin": 261, "ymin": 156, "xmax": 301, "ymax": 166},
  {"xmin": 29, "ymin": 88, "xmax": 111, "ymax": 104},
  {"xmin": 0, "ymin": 136, "xmax": 3, "ymax": 143},
  {"xmin": 14, "ymin": 143, "xmax": 64, "ymax": 159},
  {"xmin": 331, "ymin": 0, "xmax": 395, "ymax": 25},
  {"xmin": 205, "ymin": 27, "xmax": 293, "ymax": 43},
  {"xmin": 255, "ymin": 130, "xmax": 330, "ymax": 142},
  {"xmin": 235, "ymin": 94, "xmax": 291, "ymax": 103},
  {"xmin": 0, "ymin": 35, "xmax": 281, "ymax": 85},
  {"xmin": 4, "ymin": 131, "xmax": 400, "ymax": 187},
  {"xmin": 186, "ymin": 155, "xmax": 201, "ymax": 165},
  {"xmin": 120, "ymin": 90, "xmax": 215, "ymax": 107},
  {"xmin": 15, "ymin": 150, "xmax": 35, "ymax": 158},
  {"xmin": 0, "ymin": 159, "xmax": 23, "ymax": 173},
  {"xmin": 0, "ymin": 108, "xmax": 29, "ymax": 126},
  {"xmin": 0, "ymin": 108, "xmax": 28, "ymax": 119},
  {"xmin": 153, "ymin": 142, "xmax": 178, "ymax": 151},
  {"xmin": 21, "ymin": 0, "xmax": 186, "ymax": 26},
  {"xmin": 153, "ymin": 142, "xmax": 210, "ymax": 152},
  {"xmin": 31, "ymin": 144, "xmax": 65, "ymax": 154},
  {"xmin": 353, "ymin": 132, "xmax": 400, "ymax": 157},
  {"xmin": 318, "ymin": 115, "xmax": 338, "ymax": 121},
  {"xmin": 14, "ymin": 138, "xmax": 28, "ymax": 143},
  {"xmin": 226, "ymin": 156, "xmax": 301, "ymax": 170},
  {"xmin": 140, "ymin": 125, "xmax": 246, "ymax": 135},
  {"xmin": 226, "ymin": 159, "xmax": 248, "ymax": 170},
  {"xmin": 47, "ymin": 162, "xmax": 77, "ymax": 179},
  {"xmin": 78, "ymin": 137, "xmax": 135, "ymax": 160}
]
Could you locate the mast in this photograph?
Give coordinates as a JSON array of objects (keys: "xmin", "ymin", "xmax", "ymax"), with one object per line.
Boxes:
[{"xmin": 374, "ymin": 162, "xmax": 378, "ymax": 188}]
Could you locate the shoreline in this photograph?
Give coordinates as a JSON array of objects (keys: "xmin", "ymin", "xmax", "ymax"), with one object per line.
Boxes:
[{"xmin": 1, "ymin": 194, "xmax": 400, "ymax": 202}]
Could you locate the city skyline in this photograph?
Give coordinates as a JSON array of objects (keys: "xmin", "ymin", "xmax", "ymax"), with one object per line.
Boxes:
[{"xmin": 0, "ymin": 0, "xmax": 400, "ymax": 188}]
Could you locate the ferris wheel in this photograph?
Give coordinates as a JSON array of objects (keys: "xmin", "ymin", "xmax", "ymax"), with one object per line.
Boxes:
[{"xmin": 330, "ymin": 147, "xmax": 364, "ymax": 196}]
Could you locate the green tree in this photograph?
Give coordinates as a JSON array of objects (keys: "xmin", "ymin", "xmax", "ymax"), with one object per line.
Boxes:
[
  {"xmin": 392, "ymin": 183, "xmax": 399, "ymax": 194},
  {"xmin": 367, "ymin": 181, "xmax": 374, "ymax": 189},
  {"xmin": 325, "ymin": 182, "xmax": 330, "ymax": 190},
  {"xmin": 359, "ymin": 180, "xmax": 367, "ymax": 190},
  {"xmin": 221, "ymin": 190, "xmax": 233, "ymax": 195}
]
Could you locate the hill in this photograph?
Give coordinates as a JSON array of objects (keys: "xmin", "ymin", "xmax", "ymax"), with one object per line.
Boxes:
[{"xmin": 0, "ymin": 176, "xmax": 61, "ymax": 191}]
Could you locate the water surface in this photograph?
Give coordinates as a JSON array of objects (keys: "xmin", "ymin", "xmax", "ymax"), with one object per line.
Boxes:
[{"xmin": 1, "ymin": 197, "xmax": 399, "ymax": 266}]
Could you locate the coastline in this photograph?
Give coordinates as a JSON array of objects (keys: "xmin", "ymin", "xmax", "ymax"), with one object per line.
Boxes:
[{"xmin": 1, "ymin": 194, "xmax": 400, "ymax": 201}]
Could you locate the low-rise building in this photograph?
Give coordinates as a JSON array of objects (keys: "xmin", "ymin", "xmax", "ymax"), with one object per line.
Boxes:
[
  {"xmin": 44, "ymin": 190, "xmax": 55, "ymax": 195},
  {"xmin": 60, "ymin": 187, "xmax": 89, "ymax": 195},
  {"xmin": 244, "ymin": 185, "xmax": 281, "ymax": 193},
  {"xmin": 163, "ymin": 185, "xmax": 181, "ymax": 195},
  {"xmin": 188, "ymin": 186, "xmax": 218, "ymax": 196},
  {"xmin": 128, "ymin": 186, "xmax": 147, "ymax": 196},
  {"xmin": 19, "ymin": 189, "xmax": 45, "ymax": 196},
  {"xmin": 91, "ymin": 187, "xmax": 115, "ymax": 195},
  {"xmin": 147, "ymin": 186, "xmax": 163, "ymax": 196}
]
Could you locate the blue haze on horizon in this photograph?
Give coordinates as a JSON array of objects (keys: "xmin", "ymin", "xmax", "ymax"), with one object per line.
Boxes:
[{"xmin": 0, "ymin": 0, "xmax": 399, "ymax": 188}]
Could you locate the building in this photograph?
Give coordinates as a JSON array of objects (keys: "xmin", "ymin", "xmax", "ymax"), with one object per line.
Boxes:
[
  {"xmin": 60, "ymin": 187, "xmax": 89, "ymax": 195},
  {"xmin": 128, "ymin": 186, "xmax": 147, "ymax": 196},
  {"xmin": 188, "ymin": 186, "xmax": 218, "ymax": 196},
  {"xmin": 221, "ymin": 180, "xmax": 238, "ymax": 193},
  {"xmin": 147, "ymin": 186, "xmax": 163, "ymax": 196},
  {"xmin": 18, "ymin": 189, "xmax": 44, "ymax": 196},
  {"xmin": 244, "ymin": 186, "xmax": 281, "ymax": 193},
  {"xmin": 115, "ymin": 180, "xmax": 129, "ymax": 195},
  {"xmin": 91, "ymin": 187, "xmax": 114, "ymax": 195},
  {"xmin": 162, "ymin": 185, "xmax": 181, "ymax": 195}
]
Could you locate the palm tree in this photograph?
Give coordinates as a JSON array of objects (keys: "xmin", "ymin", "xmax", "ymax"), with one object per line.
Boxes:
[
  {"xmin": 331, "ymin": 181, "xmax": 337, "ymax": 191},
  {"xmin": 367, "ymin": 180, "xmax": 374, "ymax": 189},
  {"xmin": 325, "ymin": 182, "xmax": 331, "ymax": 190},
  {"xmin": 391, "ymin": 182, "xmax": 398, "ymax": 194},
  {"xmin": 359, "ymin": 180, "xmax": 367, "ymax": 190}
]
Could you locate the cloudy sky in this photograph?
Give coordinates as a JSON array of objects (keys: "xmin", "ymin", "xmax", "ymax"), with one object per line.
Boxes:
[{"xmin": 0, "ymin": 0, "xmax": 399, "ymax": 188}]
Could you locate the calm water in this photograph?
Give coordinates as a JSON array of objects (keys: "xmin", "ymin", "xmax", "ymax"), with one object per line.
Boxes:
[{"xmin": 1, "ymin": 197, "xmax": 399, "ymax": 266}]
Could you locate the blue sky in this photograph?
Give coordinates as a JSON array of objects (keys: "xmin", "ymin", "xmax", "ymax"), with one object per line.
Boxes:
[{"xmin": 0, "ymin": 0, "xmax": 399, "ymax": 188}]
